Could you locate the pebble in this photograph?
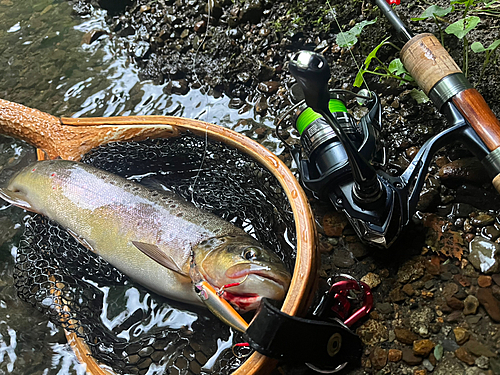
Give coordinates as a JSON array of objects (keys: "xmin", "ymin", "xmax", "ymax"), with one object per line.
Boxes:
[
  {"xmin": 478, "ymin": 275, "xmax": 493, "ymax": 287},
  {"xmin": 492, "ymin": 273, "xmax": 500, "ymax": 286},
  {"xmin": 447, "ymin": 296, "xmax": 465, "ymax": 310},
  {"xmin": 413, "ymin": 339, "xmax": 435, "ymax": 356},
  {"xmin": 414, "ymin": 370, "xmax": 427, "ymax": 375},
  {"xmin": 410, "ymin": 307, "xmax": 435, "ymax": 338},
  {"xmin": 423, "ymin": 358, "xmax": 435, "ymax": 371},
  {"xmin": 493, "ymin": 285, "xmax": 500, "ymax": 300},
  {"xmin": 397, "ymin": 258, "xmax": 426, "ymax": 284},
  {"xmin": 402, "ymin": 347, "xmax": 423, "ymax": 365},
  {"xmin": 356, "ymin": 319, "xmax": 389, "ymax": 346},
  {"xmin": 464, "ymin": 340, "xmax": 497, "ymax": 358},
  {"xmin": 361, "ymin": 272, "xmax": 381, "ymax": 289},
  {"xmin": 257, "ymin": 81, "xmax": 280, "ymax": 95},
  {"xmin": 376, "ymin": 302, "xmax": 394, "ymax": 314},
  {"xmin": 469, "ymin": 236, "xmax": 500, "ymax": 274},
  {"xmin": 471, "ymin": 213, "xmax": 496, "ymax": 227},
  {"xmin": 395, "ymin": 327, "xmax": 419, "ymax": 345},
  {"xmin": 434, "ymin": 353, "xmax": 466, "ymax": 374},
  {"xmin": 477, "ymin": 287, "xmax": 500, "ymax": 322},
  {"xmin": 454, "ymin": 327, "xmax": 470, "ymax": 345},
  {"xmin": 369, "ymin": 346, "xmax": 387, "ymax": 370},
  {"xmin": 446, "ymin": 310, "xmax": 463, "ymax": 323},
  {"xmin": 438, "ymin": 157, "xmax": 489, "ymax": 187},
  {"xmin": 490, "ymin": 357, "xmax": 500, "ymax": 374},
  {"xmin": 322, "ymin": 212, "xmax": 347, "ymax": 237},
  {"xmin": 403, "ymin": 283, "xmax": 415, "ymax": 296},
  {"xmin": 455, "ymin": 346, "xmax": 476, "ymax": 365},
  {"xmin": 433, "ymin": 344, "xmax": 444, "ymax": 361},
  {"xmin": 388, "ymin": 349, "xmax": 402, "ymax": 362},
  {"xmin": 441, "ymin": 339, "xmax": 460, "ymax": 352},
  {"xmin": 463, "ymin": 295, "xmax": 480, "ymax": 315},
  {"xmin": 390, "ymin": 287, "xmax": 406, "ymax": 303},
  {"xmin": 443, "ymin": 282, "xmax": 460, "ymax": 297},
  {"xmin": 332, "ymin": 248, "xmax": 355, "ymax": 268},
  {"xmin": 475, "ymin": 356, "xmax": 489, "ymax": 370}
]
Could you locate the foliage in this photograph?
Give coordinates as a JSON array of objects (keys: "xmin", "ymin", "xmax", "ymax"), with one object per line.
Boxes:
[
  {"xmin": 354, "ymin": 38, "xmax": 414, "ymax": 87},
  {"xmin": 336, "ymin": 18, "xmax": 378, "ymax": 48},
  {"xmin": 471, "ymin": 39, "xmax": 500, "ymax": 83},
  {"xmin": 411, "ymin": 5, "xmax": 454, "ymax": 21},
  {"xmin": 444, "ymin": 15, "xmax": 480, "ymax": 39}
]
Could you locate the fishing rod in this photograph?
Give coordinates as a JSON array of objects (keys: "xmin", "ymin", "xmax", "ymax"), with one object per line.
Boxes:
[{"xmin": 278, "ymin": 0, "xmax": 500, "ymax": 248}]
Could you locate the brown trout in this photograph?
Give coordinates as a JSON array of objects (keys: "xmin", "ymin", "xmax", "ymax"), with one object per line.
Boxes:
[{"xmin": 0, "ymin": 160, "xmax": 291, "ymax": 312}]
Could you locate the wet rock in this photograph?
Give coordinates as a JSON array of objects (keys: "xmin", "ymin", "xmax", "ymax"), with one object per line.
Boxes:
[
  {"xmin": 438, "ymin": 157, "xmax": 489, "ymax": 187},
  {"xmin": 450, "ymin": 203, "xmax": 476, "ymax": 218},
  {"xmin": 369, "ymin": 346, "xmax": 387, "ymax": 370},
  {"xmin": 481, "ymin": 225, "xmax": 500, "ymax": 241},
  {"xmin": 239, "ymin": 0, "xmax": 263, "ymax": 23},
  {"xmin": 361, "ymin": 273, "xmax": 381, "ymax": 289},
  {"xmin": 464, "ymin": 340, "xmax": 497, "ymax": 357},
  {"xmin": 478, "ymin": 275, "xmax": 493, "ymax": 288},
  {"xmin": 397, "ymin": 258, "xmax": 426, "ymax": 284},
  {"xmin": 347, "ymin": 241, "xmax": 369, "ymax": 258},
  {"xmin": 469, "ymin": 237, "xmax": 500, "ymax": 274},
  {"xmin": 82, "ymin": 29, "xmax": 107, "ymax": 45},
  {"xmin": 477, "ymin": 287, "xmax": 500, "ymax": 322},
  {"xmin": 133, "ymin": 41, "xmax": 150, "ymax": 58},
  {"xmin": 410, "ymin": 307, "xmax": 435, "ymax": 338},
  {"xmin": 463, "ymin": 295, "xmax": 480, "ymax": 315},
  {"xmin": 356, "ymin": 319, "xmax": 388, "ymax": 346},
  {"xmin": 376, "ymin": 302, "xmax": 393, "ymax": 315},
  {"xmin": 322, "ymin": 212, "xmax": 347, "ymax": 237},
  {"xmin": 443, "ymin": 282, "xmax": 460, "ymax": 297},
  {"xmin": 402, "ymin": 347, "xmax": 423, "ymax": 365},
  {"xmin": 332, "ymin": 248, "xmax": 355, "ymax": 268},
  {"xmin": 471, "ymin": 213, "xmax": 496, "ymax": 227},
  {"xmin": 413, "ymin": 339, "xmax": 435, "ymax": 356},
  {"xmin": 493, "ymin": 274, "xmax": 500, "ymax": 286},
  {"xmin": 395, "ymin": 327, "xmax": 419, "ymax": 345},
  {"xmin": 454, "ymin": 327, "xmax": 470, "ymax": 345},
  {"xmin": 447, "ymin": 296, "xmax": 465, "ymax": 310},
  {"xmin": 388, "ymin": 349, "xmax": 402, "ymax": 362},
  {"xmin": 455, "ymin": 346, "xmax": 476, "ymax": 365},
  {"xmin": 442, "ymin": 339, "xmax": 460, "ymax": 352},
  {"xmin": 446, "ymin": 310, "xmax": 463, "ymax": 323},
  {"xmin": 257, "ymin": 81, "xmax": 280, "ymax": 95}
]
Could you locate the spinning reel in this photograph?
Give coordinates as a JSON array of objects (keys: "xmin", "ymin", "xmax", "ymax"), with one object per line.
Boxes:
[{"xmin": 277, "ymin": 43, "xmax": 500, "ymax": 248}]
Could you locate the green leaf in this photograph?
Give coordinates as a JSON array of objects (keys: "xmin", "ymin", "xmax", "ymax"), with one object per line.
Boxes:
[
  {"xmin": 362, "ymin": 36, "xmax": 391, "ymax": 69},
  {"xmin": 471, "ymin": 39, "xmax": 500, "ymax": 53},
  {"xmin": 388, "ymin": 58, "xmax": 406, "ymax": 75},
  {"xmin": 336, "ymin": 18, "xmax": 377, "ymax": 48},
  {"xmin": 411, "ymin": 5, "xmax": 453, "ymax": 21},
  {"xmin": 445, "ymin": 16, "xmax": 480, "ymax": 39},
  {"xmin": 354, "ymin": 69, "xmax": 366, "ymax": 87},
  {"xmin": 410, "ymin": 89, "xmax": 429, "ymax": 104}
]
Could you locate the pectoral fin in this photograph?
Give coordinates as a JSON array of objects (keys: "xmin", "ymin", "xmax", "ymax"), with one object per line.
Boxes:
[
  {"xmin": 132, "ymin": 241, "xmax": 187, "ymax": 276},
  {"xmin": 0, "ymin": 188, "xmax": 38, "ymax": 212}
]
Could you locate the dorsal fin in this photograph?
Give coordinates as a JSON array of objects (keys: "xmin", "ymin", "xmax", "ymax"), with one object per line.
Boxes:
[{"xmin": 132, "ymin": 241, "xmax": 187, "ymax": 276}]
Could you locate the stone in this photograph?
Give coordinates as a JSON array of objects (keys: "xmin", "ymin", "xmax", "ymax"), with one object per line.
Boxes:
[
  {"xmin": 438, "ymin": 157, "xmax": 489, "ymax": 187},
  {"xmin": 477, "ymin": 288, "xmax": 500, "ymax": 322},
  {"xmin": 369, "ymin": 346, "xmax": 387, "ymax": 370},
  {"xmin": 257, "ymin": 81, "xmax": 280, "ymax": 95},
  {"xmin": 490, "ymin": 357, "xmax": 500, "ymax": 375},
  {"xmin": 453, "ymin": 327, "xmax": 470, "ymax": 345},
  {"xmin": 464, "ymin": 340, "xmax": 497, "ymax": 358},
  {"xmin": 410, "ymin": 307, "xmax": 435, "ymax": 338},
  {"xmin": 356, "ymin": 319, "xmax": 389, "ymax": 346},
  {"xmin": 441, "ymin": 339, "xmax": 460, "ymax": 352},
  {"xmin": 361, "ymin": 272, "xmax": 381, "ymax": 289},
  {"xmin": 493, "ymin": 285, "xmax": 500, "ymax": 300},
  {"xmin": 478, "ymin": 275, "xmax": 493, "ymax": 288},
  {"xmin": 332, "ymin": 248, "xmax": 356, "ymax": 268},
  {"xmin": 397, "ymin": 258, "xmax": 426, "ymax": 284},
  {"xmin": 456, "ymin": 346, "xmax": 476, "ymax": 365},
  {"xmin": 395, "ymin": 327, "xmax": 419, "ymax": 345},
  {"xmin": 447, "ymin": 296, "xmax": 465, "ymax": 310},
  {"xmin": 403, "ymin": 283, "xmax": 415, "ymax": 296},
  {"xmin": 322, "ymin": 212, "xmax": 347, "ymax": 237},
  {"xmin": 388, "ymin": 349, "xmax": 402, "ymax": 362},
  {"xmin": 433, "ymin": 344, "xmax": 444, "ymax": 361},
  {"xmin": 446, "ymin": 310, "xmax": 463, "ymax": 323},
  {"xmin": 402, "ymin": 347, "xmax": 423, "ymax": 365},
  {"xmin": 469, "ymin": 237, "xmax": 500, "ymax": 274},
  {"xmin": 463, "ymin": 295, "xmax": 480, "ymax": 315},
  {"xmin": 423, "ymin": 358, "xmax": 435, "ymax": 371},
  {"xmin": 443, "ymin": 282, "xmax": 460, "ymax": 297},
  {"xmin": 376, "ymin": 302, "xmax": 394, "ymax": 315},
  {"xmin": 414, "ymin": 370, "xmax": 427, "ymax": 375},
  {"xmin": 492, "ymin": 274, "xmax": 500, "ymax": 286},
  {"xmin": 390, "ymin": 287, "xmax": 406, "ymax": 302},
  {"xmin": 413, "ymin": 339, "xmax": 435, "ymax": 357},
  {"xmin": 471, "ymin": 214, "xmax": 496, "ymax": 227},
  {"xmin": 475, "ymin": 356, "xmax": 489, "ymax": 370}
]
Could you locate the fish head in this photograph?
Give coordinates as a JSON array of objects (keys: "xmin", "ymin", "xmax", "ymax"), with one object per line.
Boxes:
[{"xmin": 194, "ymin": 235, "xmax": 291, "ymax": 312}]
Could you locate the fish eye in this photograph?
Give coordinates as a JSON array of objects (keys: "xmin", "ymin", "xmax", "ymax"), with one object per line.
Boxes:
[{"xmin": 243, "ymin": 247, "xmax": 259, "ymax": 261}]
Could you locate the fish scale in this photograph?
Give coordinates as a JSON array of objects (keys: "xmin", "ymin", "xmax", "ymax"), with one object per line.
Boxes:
[{"xmin": 0, "ymin": 159, "xmax": 290, "ymax": 311}]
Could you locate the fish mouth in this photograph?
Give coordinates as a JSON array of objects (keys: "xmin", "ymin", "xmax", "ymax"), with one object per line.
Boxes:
[{"xmin": 225, "ymin": 264, "xmax": 291, "ymax": 291}]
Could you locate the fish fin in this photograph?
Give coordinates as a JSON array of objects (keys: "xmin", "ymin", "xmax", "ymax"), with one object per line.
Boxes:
[
  {"xmin": 0, "ymin": 188, "xmax": 38, "ymax": 213},
  {"xmin": 67, "ymin": 228, "xmax": 96, "ymax": 253},
  {"xmin": 132, "ymin": 241, "xmax": 187, "ymax": 276}
]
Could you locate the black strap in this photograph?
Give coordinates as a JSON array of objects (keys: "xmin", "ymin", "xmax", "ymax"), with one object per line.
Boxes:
[{"xmin": 245, "ymin": 299, "xmax": 362, "ymax": 371}]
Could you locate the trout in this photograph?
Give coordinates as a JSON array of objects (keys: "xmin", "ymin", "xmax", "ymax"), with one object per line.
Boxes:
[{"xmin": 0, "ymin": 160, "xmax": 291, "ymax": 312}]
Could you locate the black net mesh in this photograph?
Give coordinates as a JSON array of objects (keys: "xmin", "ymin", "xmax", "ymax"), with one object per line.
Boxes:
[{"xmin": 13, "ymin": 133, "xmax": 297, "ymax": 375}]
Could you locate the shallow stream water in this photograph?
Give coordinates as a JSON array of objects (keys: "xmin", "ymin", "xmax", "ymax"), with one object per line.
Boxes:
[{"xmin": 0, "ymin": 1, "xmax": 283, "ymax": 373}]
